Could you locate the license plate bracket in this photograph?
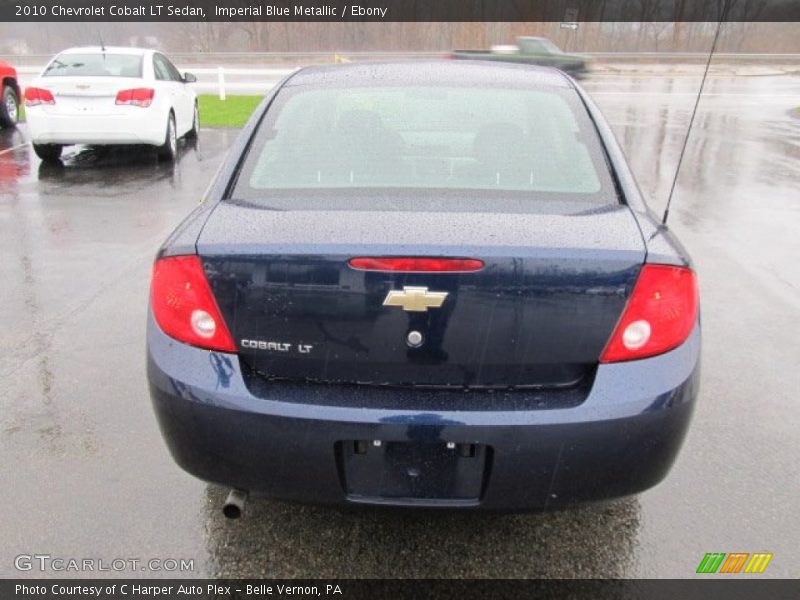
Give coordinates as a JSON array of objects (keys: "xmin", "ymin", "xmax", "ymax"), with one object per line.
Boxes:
[{"xmin": 339, "ymin": 440, "xmax": 489, "ymax": 504}]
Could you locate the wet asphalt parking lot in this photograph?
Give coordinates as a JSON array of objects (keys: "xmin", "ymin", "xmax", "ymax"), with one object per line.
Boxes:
[{"xmin": 0, "ymin": 71, "xmax": 798, "ymax": 578}]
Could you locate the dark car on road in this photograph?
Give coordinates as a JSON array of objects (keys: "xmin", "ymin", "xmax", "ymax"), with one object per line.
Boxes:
[
  {"xmin": 451, "ymin": 37, "xmax": 589, "ymax": 77},
  {"xmin": 0, "ymin": 59, "xmax": 20, "ymax": 128},
  {"xmin": 147, "ymin": 61, "xmax": 700, "ymax": 514}
]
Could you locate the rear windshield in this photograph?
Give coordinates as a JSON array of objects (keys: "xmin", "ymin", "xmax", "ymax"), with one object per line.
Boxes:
[
  {"xmin": 233, "ymin": 83, "xmax": 618, "ymax": 211},
  {"xmin": 43, "ymin": 53, "xmax": 143, "ymax": 78}
]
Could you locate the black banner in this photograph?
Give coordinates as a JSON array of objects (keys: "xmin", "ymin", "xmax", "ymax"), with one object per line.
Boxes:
[
  {"xmin": 1, "ymin": 0, "xmax": 800, "ymax": 23},
  {"xmin": 3, "ymin": 579, "xmax": 800, "ymax": 600}
]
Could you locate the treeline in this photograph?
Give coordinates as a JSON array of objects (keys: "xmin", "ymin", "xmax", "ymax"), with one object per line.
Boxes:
[{"xmin": 2, "ymin": 22, "xmax": 798, "ymax": 55}]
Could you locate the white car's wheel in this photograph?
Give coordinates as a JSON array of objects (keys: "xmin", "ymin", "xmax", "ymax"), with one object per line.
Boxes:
[
  {"xmin": 157, "ymin": 113, "xmax": 177, "ymax": 162},
  {"xmin": 186, "ymin": 103, "xmax": 199, "ymax": 140},
  {"xmin": 33, "ymin": 143, "xmax": 63, "ymax": 162}
]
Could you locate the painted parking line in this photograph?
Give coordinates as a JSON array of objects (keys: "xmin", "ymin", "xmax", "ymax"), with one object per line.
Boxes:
[{"xmin": 0, "ymin": 141, "xmax": 30, "ymax": 156}]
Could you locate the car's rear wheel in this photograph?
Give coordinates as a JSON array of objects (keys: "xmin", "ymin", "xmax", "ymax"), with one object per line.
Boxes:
[
  {"xmin": 157, "ymin": 113, "xmax": 177, "ymax": 162},
  {"xmin": 0, "ymin": 85, "xmax": 19, "ymax": 128},
  {"xmin": 186, "ymin": 103, "xmax": 199, "ymax": 140},
  {"xmin": 33, "ymin": 143, "xmax": 63, "ymax": 162}
]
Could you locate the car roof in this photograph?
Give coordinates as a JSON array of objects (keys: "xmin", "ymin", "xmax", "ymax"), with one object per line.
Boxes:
[
  {"xmin": 57, "ymin": 46, "xmax": 153, "ymax": 56},
  {"xmin": 284, "ymin": 60, "xmax": 571, "ymax": 89}
]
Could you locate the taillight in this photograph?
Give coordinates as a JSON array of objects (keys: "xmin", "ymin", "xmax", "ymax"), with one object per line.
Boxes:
[
  {"xmin": 24, "ymin": 87, "xmax": 55, "ymax": 106},
  {"xmin": 600, "ymin": 264, "xmax": 698, "ymax": 363},
  {"xmin": 115, "ymin": 88, "xmax": 154, "ymax": 107},
  {"xmin": 150, "ymin": 255, "xmax": 236, "ymax": 353},
  {"xmin": 348, "ymin": 257, "xmax": 484, "ymax": 272}
]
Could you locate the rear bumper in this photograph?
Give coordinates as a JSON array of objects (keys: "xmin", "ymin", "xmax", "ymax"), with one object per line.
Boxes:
[
  {"xmin": 147, "ymin": 313, "xmax": 700, "ymax": 511},
  {"xmin": 26, "ymin": 108, "xmax": 165, "ymax": 146}
]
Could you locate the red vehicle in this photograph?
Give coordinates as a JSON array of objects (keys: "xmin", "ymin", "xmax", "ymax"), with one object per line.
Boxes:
[{"xmin": 0, "ymin": 60, "xmax": 20, "ymax": 128}]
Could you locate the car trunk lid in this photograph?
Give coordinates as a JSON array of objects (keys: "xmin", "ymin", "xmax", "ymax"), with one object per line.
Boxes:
[
  {"xmin": 36, "ymin": 76, "xmax": 134, "ymax": 115},
  {"xmin": 197, "ymin": 201, "xmax": 645, "ymax": 389}
]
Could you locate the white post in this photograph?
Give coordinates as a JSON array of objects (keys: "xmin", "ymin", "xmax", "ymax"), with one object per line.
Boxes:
[{"xmin": 217, "ymin": 67, "xmax": 226, "ymax": 101}]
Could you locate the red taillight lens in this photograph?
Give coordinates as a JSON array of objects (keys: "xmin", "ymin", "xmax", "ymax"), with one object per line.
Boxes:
[
  {"xmin": 115, "ymin": 88, "xmax": 154, "ymax": 107},
  {"xmin": 24, "ymin": 87, "xmax": 55, "ymax": 106},
  {"xmin": 150, "ymin": 255, "xmax": 236, "ymax": 353},
  {"xmin": 348, "ymin": 257, "xmax": 484, "ymax": 272},
  {"xmin": 600, "ymin": 264, "xmax": 698, "ymax": 363}
]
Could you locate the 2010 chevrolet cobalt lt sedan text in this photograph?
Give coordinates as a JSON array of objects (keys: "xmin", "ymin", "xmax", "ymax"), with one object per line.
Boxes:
[{"xmin": 147, "ymin": 62, "xmax": 700, "ymax": 514}]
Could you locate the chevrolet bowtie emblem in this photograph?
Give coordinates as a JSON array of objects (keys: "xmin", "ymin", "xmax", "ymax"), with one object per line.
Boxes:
[{"xmin": 383, "ymin": 286, "xmax": 448, "ymax": 312}]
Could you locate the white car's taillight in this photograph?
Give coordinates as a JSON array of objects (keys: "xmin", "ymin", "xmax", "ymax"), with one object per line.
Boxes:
[
  {"xmin": 24, "ymin": 87, "xmax": 55, "ymax": 107},
  {"xmin": 115, "ymin": 88, "xmax": 154, "ymax": 108}
]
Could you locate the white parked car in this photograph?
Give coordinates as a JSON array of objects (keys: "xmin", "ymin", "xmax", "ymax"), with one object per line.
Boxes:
[{"xmin": 25, "ymin": 46, "xmax": 198, "ymax": 162}]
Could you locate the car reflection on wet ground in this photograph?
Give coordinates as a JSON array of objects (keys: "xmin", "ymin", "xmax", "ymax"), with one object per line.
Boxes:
[{"xmin": 0, "ymin": 73, "xmax": 798, "ymax": 578}]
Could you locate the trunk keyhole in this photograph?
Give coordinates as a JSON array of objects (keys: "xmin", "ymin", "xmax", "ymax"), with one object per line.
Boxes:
[{"xmin": 406, "ymin": 330, "xmax": 424, "ymax": 348}]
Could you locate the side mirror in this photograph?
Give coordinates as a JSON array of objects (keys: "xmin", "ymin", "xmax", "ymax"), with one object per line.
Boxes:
[{"xmin": 183, "ymin": 72, "xmax": 197, "ymax": 84}]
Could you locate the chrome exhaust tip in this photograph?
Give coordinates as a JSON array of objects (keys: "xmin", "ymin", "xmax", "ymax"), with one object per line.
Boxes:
[{"xmin": 222, "ymin": 488, "xmax": 248, "ymax": 519}]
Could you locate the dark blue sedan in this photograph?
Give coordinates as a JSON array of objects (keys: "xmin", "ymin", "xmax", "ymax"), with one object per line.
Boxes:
[{"xmin": 147, "ymin": 62, "xmax": 700, "ymax": 515}]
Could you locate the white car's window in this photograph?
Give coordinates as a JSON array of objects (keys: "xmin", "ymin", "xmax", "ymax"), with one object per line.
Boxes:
[
  {"xmin": 163, "ymin": 57, "xmax": 184, "ymax": 82},
  {"xmin": 43, "ymin": 54, "xmax": 143, "ymax": 78},
  {"xmin": 153, "ymin": 55, "xmax": 171, "ymax": 81},
  {"xmin": 154, "ymin": 54, "xmax": 182, "ymax": 82}
]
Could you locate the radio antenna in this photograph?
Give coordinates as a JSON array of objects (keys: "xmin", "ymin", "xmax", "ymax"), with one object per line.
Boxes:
[{"xmin": 662, "ymin": 1, "xmax": 730, "ymax": 226}]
